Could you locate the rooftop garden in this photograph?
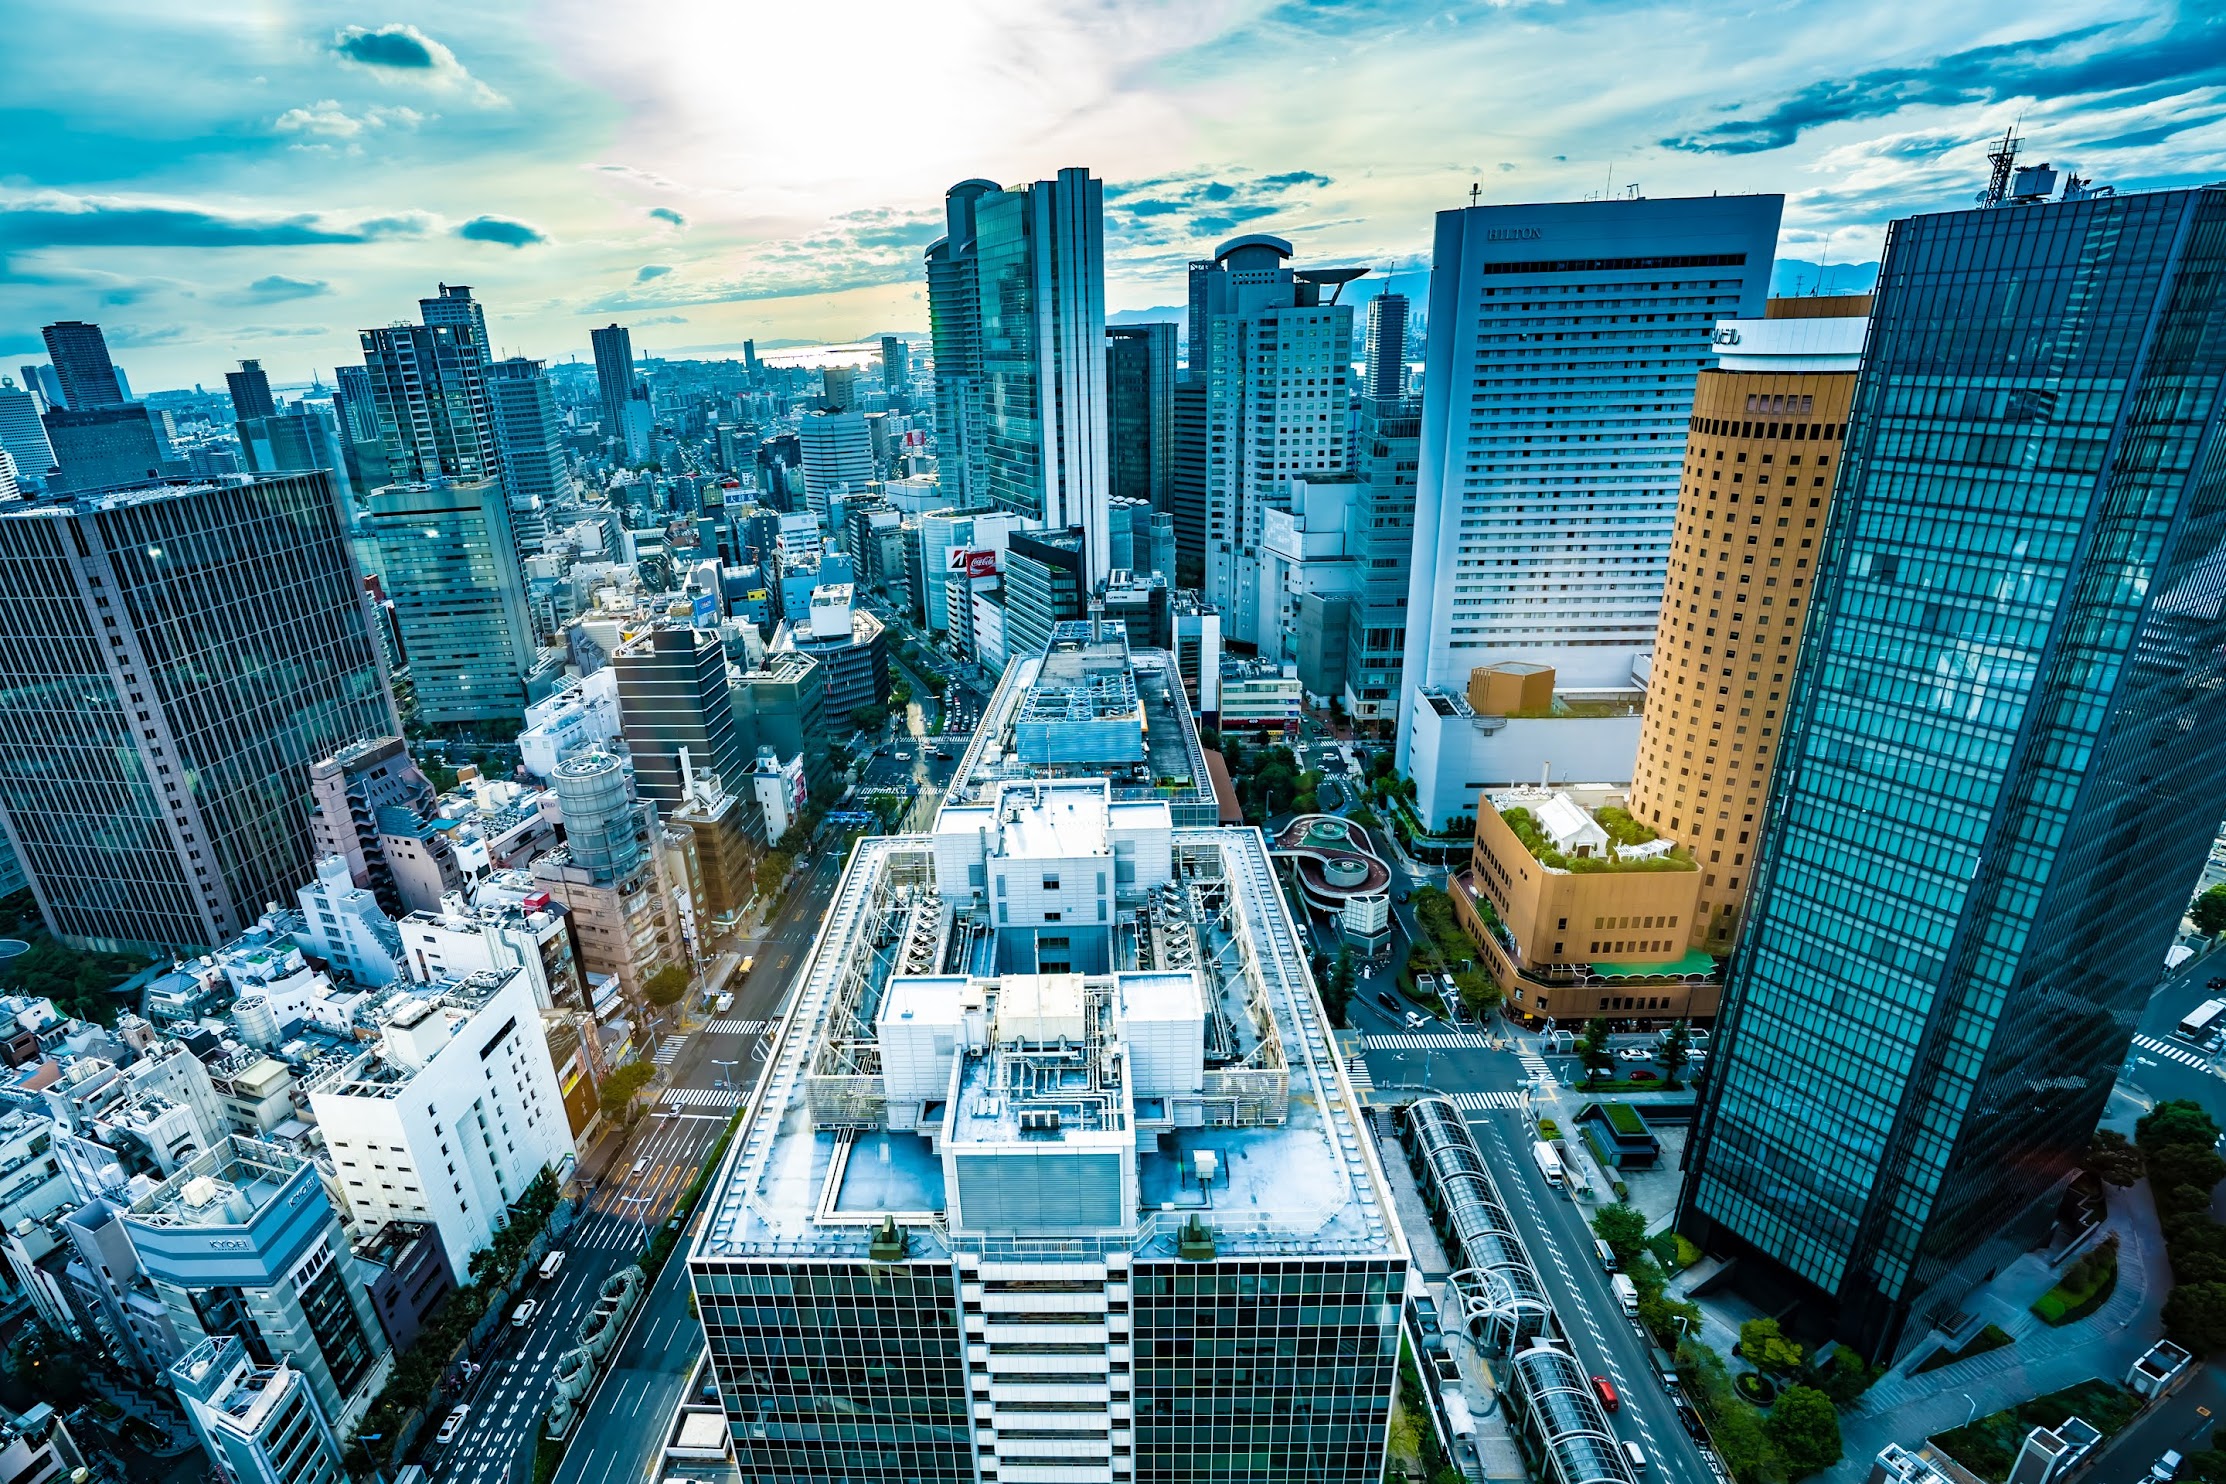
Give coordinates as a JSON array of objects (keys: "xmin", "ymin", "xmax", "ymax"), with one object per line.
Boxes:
[{"xmin": 1500, "ymin": 806, "xmax": 1697, "ymax": 874}]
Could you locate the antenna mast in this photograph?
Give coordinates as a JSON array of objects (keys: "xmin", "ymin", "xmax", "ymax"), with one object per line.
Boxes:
[{"xmin": 1979, "ymin": 126, "xmax": 2020, "ymax": 208}]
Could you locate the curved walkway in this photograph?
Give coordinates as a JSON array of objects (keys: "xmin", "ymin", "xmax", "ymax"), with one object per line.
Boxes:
[{"xmin": 1272, "ymin": 814, "xmax": 1393, "ymax": 909}]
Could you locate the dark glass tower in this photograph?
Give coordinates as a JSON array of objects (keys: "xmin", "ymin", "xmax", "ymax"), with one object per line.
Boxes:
[
  {"xmin": 40, "ymin": 320, "xmax": 126, "ymax": 408},
  {"xmin": 0, "ymin": 472, "xmax": 398, "ymax": 952},
  {"xmin": 612, "ymin": 624, "xmax": 745, "ymax": 807},
  {"xmin": 1681, "ymin": 184, "xmax": 2226, "ymax": 1360},
  {"xmin": 1106, "ymin": 323, "xmax": 1175, "ymax": 518}
]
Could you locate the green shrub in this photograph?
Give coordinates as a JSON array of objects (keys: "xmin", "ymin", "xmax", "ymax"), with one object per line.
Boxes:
[
  {"xmin": 2031, "ymin": 1235, "xmax": 2120, "ymax": 1325},
  {"xmin": 1912, "ymin": 1323, "xmax": 2011, "ymax": 1376}
]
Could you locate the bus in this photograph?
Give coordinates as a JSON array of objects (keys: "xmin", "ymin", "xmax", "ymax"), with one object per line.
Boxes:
[{"xmin": 2178, "ymin": 998, "xmax": 2226, "ymax": 1044}]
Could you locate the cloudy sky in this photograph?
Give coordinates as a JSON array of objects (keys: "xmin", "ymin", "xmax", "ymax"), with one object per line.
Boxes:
[{"xmin": 3, "ymin": 1, "xmax": 2219, "ymax": 390}]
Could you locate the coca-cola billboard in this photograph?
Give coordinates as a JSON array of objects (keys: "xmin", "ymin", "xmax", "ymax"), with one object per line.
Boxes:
[{"xmin": 946, "ymin": 548, "xmax": 1000, "ymax": 579}]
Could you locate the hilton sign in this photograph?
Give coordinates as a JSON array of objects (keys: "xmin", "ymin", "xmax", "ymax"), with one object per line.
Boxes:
[{"xmin": 1488, "ymin": 227, "xmax": 1542, "ymax": 241}]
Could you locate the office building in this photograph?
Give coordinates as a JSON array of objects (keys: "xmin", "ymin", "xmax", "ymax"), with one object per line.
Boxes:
[
  {"xmin": 534, "ymin": 752, "xmax": 680, "ymax": 1002},
  {"xmin": 821, "ymin": 364, "xmax": 859, "ymax": 413},
  {"xmin": 687, "ymin": 778, "xmax": 1406, "ymax": 1483},
  {"xmin": 925, "ymin": 179, "xmax": 998, "ymax": 507},
  {"xmin": 124, "ymin": 1138, "xmax": 390, "ymax": 1430},
  {"xmin": 1107, "ymin": 323, "xmax": 1176, "ymax": 515},
  {"xmin": 311, "ymin": 969, "xmax": 572, "ymax": 1282},
  {"xmin": 0, "ymin": 473, "xmax": 396, "ymax": 952},
  {"xmin": 0, "ymin": 377, "xmax": 56, "ymax": 491},
  {"xmin": 357, "ymin": 323, "xmax": 499, "ymax": 485},
  {"xmin": 0, "ymin": 1405, "xmax": 84, "ymax": 1484},
  {"xmin": 613, "ymin": 625, "xmax": 746, "ymax": 807},
  {"xmin": 1363, "ymin": 293, "xmax": 1407, "ymax": 401},
  {"xmin": 1626, "ymin": 295, "xmax": 1868, "ymax": 951},
  {"xmin": 308, "ymin": 736, "xmax": 443, "ymax": 915},
  {"xmin": 1169, "ymin": 379, "xmax": 1207, "ymax": 589},
  {"xmin": 519, "ymin": 670, "xmax": 624, "ymax": 779},
  {"xmin": 775, "ymin": 585, "xmax": 889, "ymax": 717},
  {"xmin": 17, "ymin": 364, "xmax": 63, "ymax": 414},
  {"xmin": 1682, "ymin": 183, "xmax": 2226, "ymax": 1362},
  {"xmin": 880, "ymin": 334, "xmax": 910, "ymax": 397},
  {"xmin": 486, "ymin": 356, "xmax": 573, "ymax": 557},
  {"xmin": 1342, "ymin": 396, "xmax": 1421, "ymax": 732},
  {"xmin": 796, "ymin": 410, "xmax": 874, "ymax": 521},
  {"xmin": 591, "ymin": 323, "xmax": 637, "ymax": 445},
  {"xmin": 397, "ymin": 889, "xmax": 585, "ymax": 1013},
  {"xmin": 41, "ymin": 403, "xmax": 168, "ymax": 491},
  {"xmin": 1194, "ymin": 236, "xmax": 1361, "ymax": 647},
  {"xmin": 172, "ymin": 1335, "xmax": 350, "ymax": 1484},
  {"xmin": 1001, "ymin": 527, "xmax": 1087, "ymax": 664},
  {"xmin": 294, "ymin": 855, "xmax": 404, "ymax": 987},
  {"xmin": 39, "ymin": 321, "xmax": 125, "ymax": 408},
  {"xmin": 330, "ymin": 364, "xmax": 391, "ymax": 497},
  {"xmin": 235, "ymin": 410, "xmax": 335, "ymax": 479},
  {"xmin": 227, "ymin": 360, "xmax": 278, "ymax": 421},
  {"xmin": 971, "ymin": 168, "xmax": 1112, "ymax": 583},
  {"xmin": 732, "ymin": 651, "xmax": 832, "ymax": 797},
  {"xmin": 362, "ymin": 481, "xmax": 536, "ymax": 724},
  {"xmin": 1396, "ymin": 194, "xmax": 1782, "ymax": 831}
]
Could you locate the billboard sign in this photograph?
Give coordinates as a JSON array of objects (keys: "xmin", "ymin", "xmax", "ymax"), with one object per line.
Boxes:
[
  {"xmin": 692, "ymin": 592, "xmax": 719, "ymax": 627},
  {"xmin": 948, "ymin": 548, "xmax": 1001, "ymax": 579}
]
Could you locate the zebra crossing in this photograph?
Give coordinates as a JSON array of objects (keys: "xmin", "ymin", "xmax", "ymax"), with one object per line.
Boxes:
[
  {"xmin": 2133, "ymin": 1033, "xmax": 2217, "ymax": 1073},
  {"xmin": 705, "ymin": 1019, "xmax": 773, "ymax": 1036},
  {"xmin": 1444, "ymin": 1090, "xmax": 1528, "ymax": 1112},
  {"xmin": 651, "ymin": 1035, "xmax": 686, "ymax": 1067},
  {"xmin": 663, "ymin": 1086, "xmax": 746, "ymax": 1110},
  {"xmin": 1516, "ymin": 1047, "xmax": 1553, "ymax": 1084},
  {"xmin": 1360, "ymin": 1032, "xmax": 1495, "ymax": 1050},
  {"xmin": 1343, "ymin": 1056, "xmax": 1374, "ymax": 1093}
]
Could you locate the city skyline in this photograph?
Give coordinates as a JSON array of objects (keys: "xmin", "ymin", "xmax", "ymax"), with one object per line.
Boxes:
[{"xmin": 4, "ymin": 4, "xmax": 2219, "ymax": 386}]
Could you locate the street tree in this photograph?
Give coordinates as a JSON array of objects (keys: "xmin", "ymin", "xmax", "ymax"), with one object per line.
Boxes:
[
  {"xmin": 2195, "ymin": 882, "xmax": 2226, "ymax": 937},
  {"xmin": 757, "ymin": 851, "xmax": 795, "ymax": 901},
  {"xmin": 1659, "ymin": 1020, "xmax": 1692, "ymax": 1087},
  {"xmin": 1591, "ymin": 1203, "xmax": 1648, "ymax": 1265},
  {"xmin": 1576, "ymin": 1018, "xmax": 1614, "ymax": 1085},
  {"xmin": 2138, "ymin": 1098, "xmax": 2220, "ymax": 1155},
  {"xmin": 1766, "ymin": 1384, "xmax": 1843, "ymax": 1478},
  {"xmin": 1738, "ymin": 1316, "xmax": 1805, "ymax": 1375},
  {"xmin": 2083, "ymin": 1128, "xmax": 2146, "ymax": 1187},
  {"xmin": 644, "ymin": 964, "xmax": 690, "ymax": 1007},
  {"xmin": 2164, "ymin": 1280, "xmax": 2226, "ymax": 1352}
]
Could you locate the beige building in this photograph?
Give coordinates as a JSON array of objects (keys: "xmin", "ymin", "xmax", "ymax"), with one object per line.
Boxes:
[
  {"xmin": 1627, "ymin": 295, "xmax": 1870, "ymax": 952},
  {"xmin": 1453, "ymin": 784, "xmax": 1720, "ymax": 1025}
]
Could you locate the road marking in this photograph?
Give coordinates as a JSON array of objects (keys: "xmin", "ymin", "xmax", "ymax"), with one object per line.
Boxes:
[
  {"xmin": 2133, "ymin": 1033, "xmax": 2217, "ymax": 1072},
  {"xmin": 651, "ymin": 1035, "xmax": 687, "ymax": 1067},
  {"xmin": 705, "ymin": 1018, "xmax": 772, "ymax": 1035},
  {"xmin": 1360, "ymin": 1032, "xmax": 1495, "ymax": 1049},
  {"xmin": 663, "ymin": 1086, "xmax": 745, "ymax": 1109},
  {"xmin": 1445, "ymin": 1090, "xmax": 1527, "ymax": 1110},
  {"xmin": 1343, "ymin": 1056, "xmax": 1373, "ymax": 1092}
]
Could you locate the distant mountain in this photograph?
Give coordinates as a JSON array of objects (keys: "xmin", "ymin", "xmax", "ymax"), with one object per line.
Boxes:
[
  {"xmin": 1770, "ymin": 260, "xmax": 1880, "ymax": 298},
  {"xmin": 1108, "ymin": 306, "xmax": 1185, "ymax": 327}
]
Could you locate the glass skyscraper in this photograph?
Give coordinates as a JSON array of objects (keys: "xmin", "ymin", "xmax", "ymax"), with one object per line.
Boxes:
[
  {"xmin": 361, "ymin": 480, "xmax": 535, "ymax": 725},
  {"xmin": 1682, "ymin": 184, "xmax": 2226, "ymax": 1360}
]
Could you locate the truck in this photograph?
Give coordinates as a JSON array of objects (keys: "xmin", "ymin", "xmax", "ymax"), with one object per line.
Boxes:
[
  {"xmin": 1532, "ymin": 1140, "xmax": 1565, "ymax": 1188},
  {"xmin": 1611, "ymin": 1273, "xmax": 1640, "ymax": 1318}
]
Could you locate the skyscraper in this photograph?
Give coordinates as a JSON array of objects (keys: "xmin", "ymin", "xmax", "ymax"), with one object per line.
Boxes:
[
  {"xmin": 1396, "ymin": 193, "xmax": 1781, "ymax": 829},
  {"xmin": 1107, "ymin": 322, "xmax": 1176, "ymax": 522},
  {"xmin": 1682, "ymin": 183, "xmax": 2226, "ymax": 1361},
  {"xmin": 821, "ymin": 363, "xmax": 859, "ymax": 413},
  {"xmin": 1363, "ymin": 292, "xmax": 1407, "ymax": 400},
  {"xmin": 357, "ymin": 323, "xmax": 500, "ymax": 484},
  {"xmin": 0, "ymin": 471, "xmax": 397, "ymax": 951},
  {"xmin": 590, "ymin": 323, "xmax": 637, "ymax": 446},
  {"xmin": 612, "ymin": 625, "xmax": 746, "ymax": 807},
  {"xmin": 39, "ymin": 321, "xmax": 125, "ymax": 409},
  {"xmin": 879, "ymin": 333, "xmax": 909, "ymax": 397},
  {"xmin": 1169, "ymin": 379, "xmax": 1207, "ymax": 589},
  {"xmin": 226, "ymin": 359, "xmax": 278, "ymax": 421},
  {"xmin": 18, "ymin": 364, "xmax": 64, "ymax": 414},
  {"xmin": 0, "ymin": 377, "xmax": 56, "ymax": 491},
  {"xmin": 971, "ymin": 167, "xmax": 1111, "ymax": 584},
  {"xmin": 796, "ymin": 410, "xmax": 874, "ymax": 521},
  {"xmin": 419, "ymin": 283, "xmax": 492, "ymax": 363},
  {"xmin": 1626, "ymin": 295, "xmax": 1868, "ymax": 952},
  {"xmin": 486, "ymin": 356, "xmax": 573, "ymax": 553},
  {"xmin": 40, "ymin": 403, "xmax": 169, "ymax": 492},
  {"xmin": 361, "ymin": 480, "xmax": 535, "ymax": 725},
  {"xmin": 924, "ymin": 179, "xmax": 998, "ymax": 507},
  {"xmin": 1194, "ymin": 235, "xmax": 1359, "ymax": 647},
  {"xmin": 1342, "ymin": 395, "xmax": 1421, "ymax": 731}
]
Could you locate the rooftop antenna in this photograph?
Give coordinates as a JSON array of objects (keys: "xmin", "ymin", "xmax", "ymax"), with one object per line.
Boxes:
[
  {"xmin": 1469, "ymin": 181, "xmax": 1481, "ymax": 209},
  {"xmin": 1816, "ymin": 229, "xmax": 1838, "ymax": 294},
  {"xmin": 1978, "ymin": 125, "xmax": 2021, "ymax": 208}
]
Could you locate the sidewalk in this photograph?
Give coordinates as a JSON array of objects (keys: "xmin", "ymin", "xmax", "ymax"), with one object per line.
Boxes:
[{"xmin": 1819, "ymin": 1181, "xmax": 2171, "ymax": 1483}]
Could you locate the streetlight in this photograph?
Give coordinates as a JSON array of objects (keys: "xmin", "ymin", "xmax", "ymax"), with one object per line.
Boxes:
[{"xmin": 712, "ymin": 1058, "xmax": 739, "ymax": 1091}]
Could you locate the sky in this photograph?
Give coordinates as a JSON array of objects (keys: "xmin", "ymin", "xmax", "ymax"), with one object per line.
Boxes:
[{"xmin": 2, "ymin": 1, "xmax": 2221, "ymax": 390}]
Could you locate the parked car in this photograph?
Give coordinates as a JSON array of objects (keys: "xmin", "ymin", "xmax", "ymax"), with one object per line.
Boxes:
[
  {"xmin": 1591, "ymin": 1375, "xmax": 1619, "ymax": 1412},
  {"xmin": 1616, "ymin": 1046, "xmax": 1652, "ymax": 1063},
  {"xmin": 2152, "ymin": 1451, "xmax": 2183, "ymax": 1482},
  {"xmin": 437, "ymin": 1407, "xmax": 470, "ymax": 1445},
  {"xmin": 1630, "ymin": 1069, "xmax": 1660, "ymax": 1083}
]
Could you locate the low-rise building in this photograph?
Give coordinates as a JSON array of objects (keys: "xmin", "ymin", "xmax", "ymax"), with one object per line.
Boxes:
[
  {"xmin": 0, "ymin": 1404, "xmax": 85, "ymax": 1484},
  {"xmin": 1218, "ymin": 654, "xmax": 1302, "ymax": 734},
  {"xmin": 172, "ymin": 1336, "xmax": 350, "ymax": 1484}
]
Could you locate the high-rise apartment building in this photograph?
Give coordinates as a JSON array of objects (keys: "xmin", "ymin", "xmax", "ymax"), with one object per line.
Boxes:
[
  {"xmin": 0, "ymin": 472, "xmax": 397, "ymax": 951},
  {"xmin": 226, "ymin": 360, "xmax": 278, "ymax": 422},
  {"xmin": 687, "ymin": 778, "xmax": 1405, "ymax": 1483},
  {"xmin": 357, "ymin": 323, "xmax": 499, "ymax": 484},
  {"xmin": 796, "ymin": 410, "xmax": 874, "ymax": 521},
  {"xmin": 1194, "ymin": 235, "xmax": 1359, "ymax": 647},
  {"xmin": 612, "ymin": 625, "xmax": 746, "ymax": 807},
  {"xmin": 1396, "ymin": 194, "xmax": 1781, "ymax": 830},
  {"xmin": 591, "ymin": 323, "xmax": 636, "ymax": 445},
  {"xmin": 362, "ymin": 481, "xmax": 535, "ymax": 724},
  {"xmin": 419, "ymin": 283, "xmax": 492, "ymax": 363},
  {"xmin": 0, "ymin": 377, "xmax": 57, "ymax": 491},
  {"xmin": 1682, "ymin": 184, "xmax": 2226, "ymax": 1361},
  {"xmin": 1626, "ymin": 296, "xmax": 1869, "ymax": 952},
  {"xmin": 880, "ymin": 334, "xmax": 910, "ymax": 397},
  {"xmin": 330, "ymin": 363, "xmax": 391, "ymax": 497},
  {"xmin": 39, "ymin": 321, "xmax": 125, "ymax": 409},
  {"xmin": 1363, "ymin": 292, "xmax": 1408, "ymax": 400},
  {"xmin": 971, "ymin": 168, "xmax": 1111, "ymax": 584},
  {"xmin": 486, "ymin": 356, "xmax": 573, "ymax": 555},
  {"xmin": 1107, "ymin": 323, "xmax": 1176, "ymax": 520},
  {"xmin": 925, "ymin": 179, "xmax": 999, "ymax": 508},
  {"xmin": 534, "ymin": 752, "xmax": 683, "ymax": 1001}
]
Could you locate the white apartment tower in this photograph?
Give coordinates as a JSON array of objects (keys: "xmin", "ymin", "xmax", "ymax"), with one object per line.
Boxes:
[
  {"xmin": 309, "ymin": 968, "xmax": 573, "ymax": 1280},
  {"xmin": 796, "ymin": 411, "xmax": 875, "ymax": 524},
  {"xmin": 1196, "ymin": 236, "xmax": 1360, "ymax": 648},
  {"xmin": 1396, "ymin": 194, "xmax": 1781, "ymax": 828}
]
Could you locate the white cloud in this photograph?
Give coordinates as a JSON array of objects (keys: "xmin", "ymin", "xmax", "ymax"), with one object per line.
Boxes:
[{"xmin": 274, "ymin": 100, "xmax": 429, "ymax": 139}]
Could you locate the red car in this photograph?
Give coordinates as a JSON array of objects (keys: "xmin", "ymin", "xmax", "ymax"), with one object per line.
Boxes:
[{"xmin": 1593, "ymin": 1375, "xmax": 1619, "ymax": 1411}]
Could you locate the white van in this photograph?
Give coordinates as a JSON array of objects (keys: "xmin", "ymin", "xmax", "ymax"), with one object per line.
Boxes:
[
  {"xmin": 1622, "ymin": 1441, "xmax": 1648, "ymax": 1472},
  {"xmin": 539, "ymin": 1249, "xmax": 565, "ymax": 1282}
]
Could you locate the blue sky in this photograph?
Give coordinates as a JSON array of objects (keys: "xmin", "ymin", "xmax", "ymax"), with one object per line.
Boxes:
[{"xmin": 3, "ymin": 1, "xmax": 2220, "ymax": 389}]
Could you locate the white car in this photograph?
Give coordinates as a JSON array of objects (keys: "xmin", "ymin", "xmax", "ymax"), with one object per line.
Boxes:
[
  {"xmin": 512, "ymin": 1299, "xmax": 538, "ymax": 1328},
  {"xmin": 631, "ymin": 1156, "xmax": 651, "ymax": 1177},
  {"xmin": 1404, "ymin": 1011, "xmax": 1428, "ymax": 1030},
  {"xmin": 437, "ymin": 1407, "xmax": 469, "ymax": 1445},
  {"xmin": 1616, "ymin": 1046, "xmax": 1653, "ymax": 1063}
]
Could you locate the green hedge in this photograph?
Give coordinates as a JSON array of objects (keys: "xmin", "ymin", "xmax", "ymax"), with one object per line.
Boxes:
[{"xmin": 2032, "ymin": 1235, "xmax": 2120, "ymax": 1325}]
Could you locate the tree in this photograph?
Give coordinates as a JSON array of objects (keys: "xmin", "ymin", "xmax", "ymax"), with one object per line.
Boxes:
[
  {"xmin": 469, "ymin": 1246, "xmax": 504, "ymax": 1290},
  {"xmin": 1766, "ymin": 1385, "xmax": 1843, "ymax": 1479},
  {"xmin": 850, "ymin": 704, "xmax": 890, "ymax": 734},
  {"xmin": 2184, "ymin": 1447, "xmax": 2226, "ymax": 1484},
  {"xmin": 2084, "ymin": 1128, "xmax": 2146, "ymax": 1188},
  {"xmin": 2163, "ymin": 1280, "xmax": 2226, "ymax": 1352},
  {"xmin": 2195, "ymin": 882, "xmax": 2226, "ymax": 937},
  {"xmin": 600, "ymin": 1060, "xmax": 657, "ymax": 1111},
  {"xmin": 643, "ymin": 964, "xmax": 690, "ymax": 1007},
  {"xmin": 1738, "ymin": 1316, "xmax": 1806, "ymax": 1375},
  {"xmin": 1576, "ymin": 1018, "xmax": 1614, "ymax": 1085},
  {"xmin": 756, "ymin": 851, "xmax": 795, "ymax": 900},
  {"xmin": 2149, "ymin": 1143, "xmax": 2226, "ymax": 1210},
  {"xmin": 1660, "ymin": 1020, "xmax": 1693, "ymax": 1088},
  {"xmin": 2140, "ymin": 1098, "xmax": 2221, "ymax": 1155},
  {"xmin": 1810, "ymin": 1348, "xmax": 1880, "ymax": 1406},
  {"xmin": 1592, "ymin": 1203, "xmax": 1649, "ymax": 1265},
  {"xmin": 888, "ymin": 680, "xmax": 913, "ymax": 708}
]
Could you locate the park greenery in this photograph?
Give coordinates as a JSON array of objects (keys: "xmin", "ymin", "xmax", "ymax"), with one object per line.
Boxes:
[
  {"xmin": 1931, "ymin": 1378, "xmax": 2140, "ymax": 1482},
  {"xmin": 1499, "ymin": 805, "xmax": 1696, "ymax": 874},
  {"xmin": 1404, "ymin": 885, "xmax": 1502, "ymax": 1017},
  {"xmin": 2031, "ymin": 1234, "xmax": 2120, "ymax": 1325},
  {"xmin": 1217, "ymin": 736, "xmax": 1321, "ymax": 822},
  {"xmin": 0, "ymin": 889, "xmax": 150, "ymax": 1026},
  {"xmin": 2193, "ymin": 882, "xmax": 2226, "ymax": 937},
  {"xmin": 2137, "ymin": 1099, "xmax": 2226, "ymax": 1351}
]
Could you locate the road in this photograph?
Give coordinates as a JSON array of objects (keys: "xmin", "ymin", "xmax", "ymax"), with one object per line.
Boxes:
[{"xmin": 417, "ymin": 830, "xmax": 854, "ymax": 1484}]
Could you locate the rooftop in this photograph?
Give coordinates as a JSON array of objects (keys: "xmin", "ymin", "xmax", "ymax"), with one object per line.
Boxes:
[
  {"xmin": 124, "ymin": 1134, "xmax": 308, "ymax": 1230},
  {"xmin": 1489, "ymin": 786, "xmax": 1695, "ymax": 875}
]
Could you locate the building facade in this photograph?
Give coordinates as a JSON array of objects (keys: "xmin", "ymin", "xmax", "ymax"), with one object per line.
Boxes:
[
  {"xmin": 612, "ymin": 625, "xmax": 746, "ymax": 807},
  {"xmin": 1106, "ymin": 323, "xmax": 1176, "ymax": 517},
  {"xmin": 363, "ymin": 480, "xmax": 536, "ymax": 725},
  {"xmin": 357, "ymin": 322, "xmax": 499, "ymax": 485},
  {"xmin": 1625, "ymin": 296, "xmax": 1868, "ymax": 952},
  {"xmin": 486, "ymin": 356, "xmax": 574, "ymax": 559},
  {"xmin": 591, "ymin": 323, "xmax": 636, "ymax": 448},
  {"xmin": 1341, "ymin": 397, "xmax": 1421, "ymax": 731},
  {"xmin": 171, "ymin": 1337, "xmax": 349, "ymax": 1484},
  {"xmin": 1362, "ymin": 293, "xmax": 1407, "ymax": 401},
  {"xmin": 1681, "ymin": 185, "xmax": 2226, "ymax": 1361},
  {"xmin": 0, "ymin": 473, "xmax": 398, "ymax": 951},
  {"xmin": 40, "ymin": 321, "xmax": 125, "ymax": 408}
]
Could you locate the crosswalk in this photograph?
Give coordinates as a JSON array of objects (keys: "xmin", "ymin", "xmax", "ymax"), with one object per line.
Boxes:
[
  {"xmin": 705, "ymin": 1018, "xmax": 773, "ymax": 1036},
  {"xmin": 652, "ymin": 1035, "xmax": 686, "ymax": 1067},
  {"xmin": 1343, "ymin": 1056, "xmax": 1374, "ymax": 1093},
  {"xmin": 2133, "ymin": 1033, "xmax": 2216, "ymax": 1073},
  {"xmin": 664, "ymin": 1086, "xmax": 746, "ymax": 1109},
  {"xmin": 1443, "ymin": 1090, "xmax": 1529, "ymax": 1111},
  {"xmin": 1516, "ymin": 1046, "xmax": 1553, "ymax": 1083},
  {"xmin": 1361, "ymin": 1032, "xmax": 1496, "ymax": 1050}
]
